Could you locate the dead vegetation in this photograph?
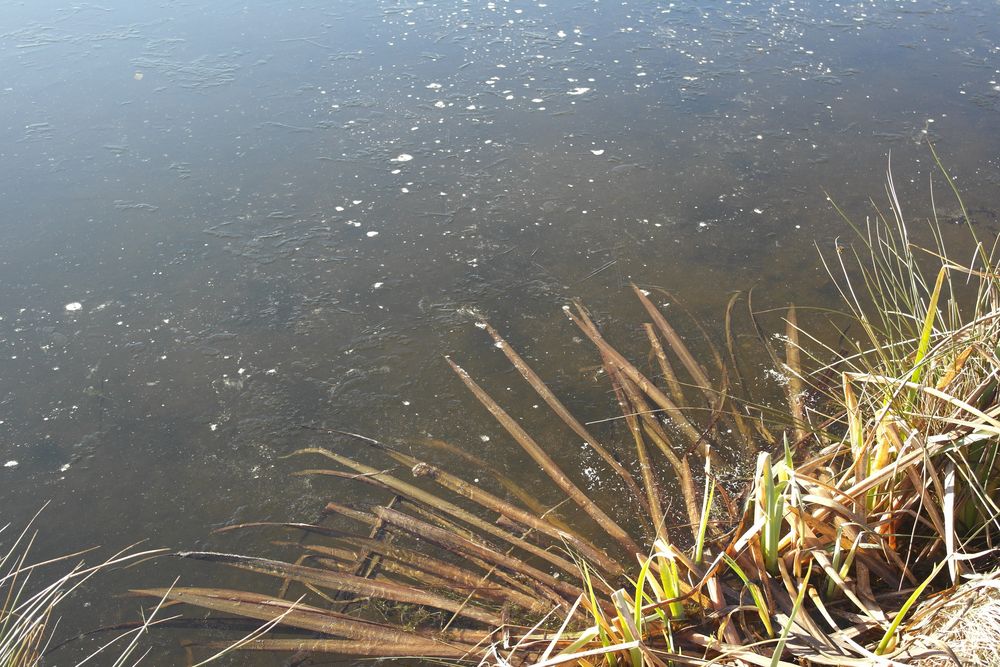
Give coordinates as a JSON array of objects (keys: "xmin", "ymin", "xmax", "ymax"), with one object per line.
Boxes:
[{"xmin": 138, "ymin": 154, "xmax": 1000, "ymax": 666}]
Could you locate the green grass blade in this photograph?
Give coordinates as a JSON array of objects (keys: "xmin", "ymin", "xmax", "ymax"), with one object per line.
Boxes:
[
  {"xmin": 580, "ymin": 560, "xmax": 614, "ymax": 665},
  {"xmin": 632, "ymin": 555, "xmax": 657, "ymax": 631},
  {"xmin": 910, "ymin": 266, "xmax": 946, "ymax": 393},
  {"xmin": 722, "ymin": 554, "xmax": 774, "ymax": 638},
  {"xmin": 695, "ymin": 453, "xmax": 714, "ymax": 566},
  {"xmin": 611, "ymin": 590, "xmax": 643, "ymax": 667},
  {"xmin": 770, "ymin": 562, "xmax": 811, "ymax": 667},
  {"xmin": 875, "ymin": 559, "xmax": 947, "ymax": 655}
]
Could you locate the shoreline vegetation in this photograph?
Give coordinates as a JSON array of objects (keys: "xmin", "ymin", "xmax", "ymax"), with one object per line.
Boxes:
[
  {"xmin": 1, "ymin": 509, "xmax": 168, "ymax": 666},
  {"xmin": 137, "ymin": 155, "xmax": 997, "ymax": 665},
  {"xmin": 143, "ymin": 160, "xmax": 1000, "ymax": 664},
  {"xmin": 6, "ymin": 152, "xmax": 998, "ymax": 666}
]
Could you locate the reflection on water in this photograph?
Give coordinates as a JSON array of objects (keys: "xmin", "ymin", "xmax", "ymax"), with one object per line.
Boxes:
[{"xmin": 1, "ymin": 0, "xmax": 999, "ymax": 661}]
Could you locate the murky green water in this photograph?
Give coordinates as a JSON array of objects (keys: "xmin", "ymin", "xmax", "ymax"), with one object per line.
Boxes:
[{"xmin": 2, "ymin": 0, "xmax": 999, "ymax": 662}]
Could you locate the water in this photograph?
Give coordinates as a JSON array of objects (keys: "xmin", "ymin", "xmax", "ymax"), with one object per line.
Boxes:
[{"xmin": 1, "ymin": 0, "xmax": 999, "ymax": 662}]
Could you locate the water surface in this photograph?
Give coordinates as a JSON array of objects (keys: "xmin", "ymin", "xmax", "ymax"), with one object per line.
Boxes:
[{"xmin": 1, "ymin": 0, "xmax": 999, "ymax": 662}]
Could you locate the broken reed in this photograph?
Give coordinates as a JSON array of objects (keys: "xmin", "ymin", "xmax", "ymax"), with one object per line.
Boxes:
[{"xmin": 139, "ymin": 163, "xmax": 1000, "ymax": 665}]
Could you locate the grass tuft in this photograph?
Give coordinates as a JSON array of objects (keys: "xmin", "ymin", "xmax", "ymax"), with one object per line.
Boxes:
[{"xmin": 1, "ymin": 508, "xmax": 168, "ymax": 667}]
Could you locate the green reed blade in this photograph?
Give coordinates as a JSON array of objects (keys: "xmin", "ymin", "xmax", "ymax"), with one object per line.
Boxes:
[{"xmin": 875, "ymin": 558, "xmax": 947, "ymax": 655}]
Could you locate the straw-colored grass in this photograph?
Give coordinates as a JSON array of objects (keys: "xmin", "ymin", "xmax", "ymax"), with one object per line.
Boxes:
[
  {"xmin": 140, "ymin": 153, "xmax": 1000, "ymax": 666},
  {"xmin": 1, "ymin": 508, "xmax": 167, "ymax": 666},
  {"xmin": 910, "ymin": 572, "xmax": 1000, "ymax": 666}
]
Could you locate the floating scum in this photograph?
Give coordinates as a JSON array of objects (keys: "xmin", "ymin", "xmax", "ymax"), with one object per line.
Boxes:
[{"xmin": 136, "ymin": 156, "xmax": 1000, "ymax": 666}]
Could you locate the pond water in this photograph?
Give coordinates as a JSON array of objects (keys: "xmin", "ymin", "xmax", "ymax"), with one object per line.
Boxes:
[{"xmin": 2, "ymin": 0, "xmax": 999, "ymax": 663}]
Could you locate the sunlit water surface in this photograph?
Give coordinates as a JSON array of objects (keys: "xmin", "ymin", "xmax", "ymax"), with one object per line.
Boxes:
[{"xmin": 2, "ymin": 0, "xmax": 999, "ymax": 663}]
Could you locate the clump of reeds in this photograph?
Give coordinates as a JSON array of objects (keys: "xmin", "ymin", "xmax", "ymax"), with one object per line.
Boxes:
[{"xmin": 141, "ymin": 154, "xmax": 999, "ymax": 665}]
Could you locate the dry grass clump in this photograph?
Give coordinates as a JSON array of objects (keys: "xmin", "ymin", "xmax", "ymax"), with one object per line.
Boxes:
[
  {"xmin": 1, "ymin": 508, "xmax": 166, "ymax": 666},
  {"xmin": 909, "ymin": 572, "xmax": 1000, "ymax": 666},
  {"xmin": 138, "ymin": 155, "xmax": 999, "ymax": 666}
]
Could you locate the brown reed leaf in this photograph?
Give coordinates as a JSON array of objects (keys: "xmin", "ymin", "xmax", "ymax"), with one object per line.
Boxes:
[
  {"xmin": 478, "ymin": 321, "xmax": 650, "ymax": 515},
  {"xmin": 446, "ymin": 356, "xmax": 643, "ymax": 556}
]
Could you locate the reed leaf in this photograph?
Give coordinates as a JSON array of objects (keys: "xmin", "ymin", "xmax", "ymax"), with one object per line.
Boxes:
[
  {"xmin": 169, "ymin": 552, "xmax": 505, "ymax": 626},
  {"xmin": 447, "ymin": 357, "xmax": 643, "ymax": 556},
  {"xmin": 417, "ymin": 436, "xmax": 568, "ymax": 526},
  {"xmin": 479, "ymin": 321, "xmax": 650, "ymax": 515},
  {"xmin": 632, "ymin": 285, "xmax": 715, "ymax": 406},
  {"xmin": 291, "ymin": 447, "xmax": 588, "ymax": 582},
  {"xmin": 608, "ymin": 367, "xmax": 664, "ymax": 542},
  {"xmin": 371, "ymin": 506, "xmax": 581, "ymax": 607},
  {"xmin": 566, "ymin": 303, "xmax": 704, "ymax": 447},
  {"xmin": 769, "ymin": 563, "xmax": 811, "ymax": 667},
  {"xmin": 721, "ymin": 554, "xmax": 774, "ymax": 639},
  {"xmin": 874, "ymin": 559, "xmax": 947, "ymax": 655},
  {"xmin": 183, "ymin": 637, "xmax": 475, "ymax": 658}
]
